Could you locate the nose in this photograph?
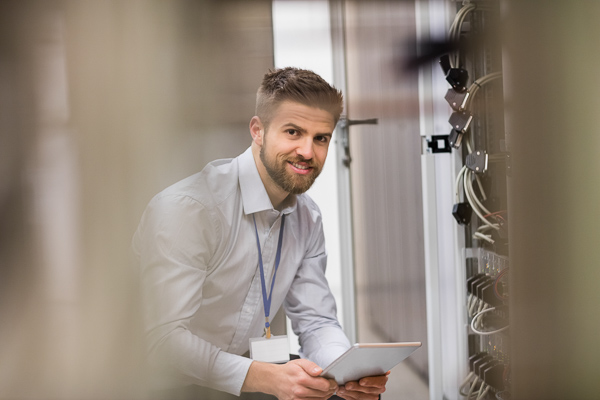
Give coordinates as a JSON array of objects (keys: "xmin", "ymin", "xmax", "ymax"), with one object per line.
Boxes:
[{"xmin": 296, "ymin": 137, "xmax": 314, "ymax": 160}]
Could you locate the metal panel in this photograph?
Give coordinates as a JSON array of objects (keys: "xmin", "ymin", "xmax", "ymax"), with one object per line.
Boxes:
[{"xmin": 416, "ymin": 2, "xmax": 471, "ymax": 400}]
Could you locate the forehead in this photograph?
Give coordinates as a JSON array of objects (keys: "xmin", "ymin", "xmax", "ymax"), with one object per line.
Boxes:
[{"xmin": 269, "ymin": 101, "xmax": 336, "ymax": 131}]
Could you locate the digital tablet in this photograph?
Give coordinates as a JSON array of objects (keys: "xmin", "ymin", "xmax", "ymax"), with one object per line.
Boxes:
[{"xmin": 320, "ymin": 342, "xmax": 422, "ymax": 385}]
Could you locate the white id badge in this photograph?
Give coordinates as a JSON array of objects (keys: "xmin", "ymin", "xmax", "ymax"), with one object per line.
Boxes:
[{"xmin": 249, "ymin": 335, "xmax": 290, "ymax": 363}]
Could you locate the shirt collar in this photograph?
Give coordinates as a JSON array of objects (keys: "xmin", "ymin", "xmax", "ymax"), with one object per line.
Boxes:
[{"xmin": 238, "ymin": 147, "xmax": 297, "ymax": 216}]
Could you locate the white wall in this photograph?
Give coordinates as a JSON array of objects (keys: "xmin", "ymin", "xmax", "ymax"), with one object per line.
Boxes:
[{"xmin": 272, "ymin": 0, "xmax": 345, "ymax": 353}]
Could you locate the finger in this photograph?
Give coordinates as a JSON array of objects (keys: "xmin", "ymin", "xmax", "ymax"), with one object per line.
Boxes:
[
  {"xmin": 289, "ymin": 378, "xmax": 336, "ymax": 398},
  {"xmin": 343, "ymin": 376, "xmax": 388, "ymax": 396},
  {"xmin": 292, "ymin": 360, "xmax": 341, "ymax": 393},
  {"xmin": 343, "ymin": 382, "xmax": 383, "ymax": 395},
  {"xmin": 327, "ymin": 378, "xmax": 339, "ymax": 391},
  {"xmin": 291, "ymin": 358, "xmax": 324, "ymax": 377},
  {"xmin": 303, "ymin": 376, "xmax": 338, "ymax": 393},
  {"xmin": 336, "ymin": 386, "xmax": 378, "ymax": 400},
  {"xmin": 287, "ymin": 359, "xmax": 330, "ymax": 391},
  {"xmin": 281, "ymin": 360, "xmax": 338, "ymax": 397},
  {"xmin": 335, "ymin": 386, "xmax": 355, "ymax": 400},
  {"xmin": 293, "ymin": 386, "xmax": 337, "ymax": 399},
  {"xmin": 358, "ymin": 374, "xmax": 389, "ymax": 388}
]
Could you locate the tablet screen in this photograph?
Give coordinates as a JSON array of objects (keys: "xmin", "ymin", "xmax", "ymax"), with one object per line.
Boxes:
[{"xmin": 320, "ymin": 342, "xmax": 422, "ymax": 385}]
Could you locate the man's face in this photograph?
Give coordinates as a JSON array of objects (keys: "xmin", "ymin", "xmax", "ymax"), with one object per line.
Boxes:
[{"xmin": 258, "ymin": 101, "xmax": 335, "ymax": 195}]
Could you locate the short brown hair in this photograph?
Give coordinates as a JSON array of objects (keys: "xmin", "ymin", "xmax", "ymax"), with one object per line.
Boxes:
[{"xmin": 255, "ymin": 67, "xmax": 344, "ymax": 130}]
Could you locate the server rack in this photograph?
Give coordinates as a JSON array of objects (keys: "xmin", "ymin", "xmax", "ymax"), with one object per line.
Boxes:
[{"xmin": 419, "ymin": 1, "xmax": 509, "ymax": 399}]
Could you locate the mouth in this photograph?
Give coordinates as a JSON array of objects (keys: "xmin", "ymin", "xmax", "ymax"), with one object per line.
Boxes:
[{"xmin": 288, "ymin": 161, "xmax": 313, "ymax": 175}]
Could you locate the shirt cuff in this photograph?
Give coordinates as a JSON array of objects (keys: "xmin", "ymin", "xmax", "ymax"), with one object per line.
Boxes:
[
  {"xmin": 209, "ymin": 350, "xmax": 254, "ymax": 396},
  {"xmin": 299, "ymin": 326, "xmax": 351, "ymax": 369}
]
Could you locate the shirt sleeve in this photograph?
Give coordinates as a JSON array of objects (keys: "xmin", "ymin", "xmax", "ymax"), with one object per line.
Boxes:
[
  {"xmin": 132, "ymin": 193, "xmax": 252, "ymax": 395},
  {"xmin": 283, "ymin": 210, "xmax": 351, "ymax": 369}
]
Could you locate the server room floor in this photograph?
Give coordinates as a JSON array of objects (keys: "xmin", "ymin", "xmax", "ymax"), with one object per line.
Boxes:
[{"xmin": 356, "ymin": 290, "xmax": 429, "ymax": 400}]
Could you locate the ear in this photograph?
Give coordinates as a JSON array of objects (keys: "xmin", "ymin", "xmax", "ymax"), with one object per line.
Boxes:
[{"xmin": 249, "ymin": 116, "xmax": 264, "ymax": 146}]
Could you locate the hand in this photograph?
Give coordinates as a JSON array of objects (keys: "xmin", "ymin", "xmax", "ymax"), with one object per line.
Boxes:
[
  {"xmin": 335, "ymin": 371, "xmax": 390, "ymax": 400},
  {"xmin": 242, "ymin": 358, "xmax": 338, "ymax": 400},
  {"xmin": 274, "ymin": 359, "xmax": 339, "ymax": 400}
]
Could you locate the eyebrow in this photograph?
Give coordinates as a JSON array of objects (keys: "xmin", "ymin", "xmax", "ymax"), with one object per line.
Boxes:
[
  {"xmin": 282, "ymin": 123, "xmax": 333, "ymax": 137},
  {"xmin": 282, "ymin": 123, "xmax": 307, "ymax": 133}
]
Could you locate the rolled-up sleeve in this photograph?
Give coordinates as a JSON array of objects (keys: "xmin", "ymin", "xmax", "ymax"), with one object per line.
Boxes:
[{"xmin": 132, "ymin": 193, "xmax": 251, "ymax": 395}]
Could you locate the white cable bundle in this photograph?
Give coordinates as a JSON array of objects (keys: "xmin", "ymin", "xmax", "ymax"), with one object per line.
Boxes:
[
  {"xmin": 462, "ymin": 71, "xmax": 503, "ymax": 111},
  {"xmin": 449, "ymin": 1, "xmax": 497, "ymax": 69},
  {"xmin": 459, "ymin": 370, "xmax": 491, "ymax": 400},
  {"xmin": 448, "ymin": 2, "xmax": 476, "ymax": 68},
  {"xmin": 454, "ymin": 165, "xmax": 499, "ymax": 244}
]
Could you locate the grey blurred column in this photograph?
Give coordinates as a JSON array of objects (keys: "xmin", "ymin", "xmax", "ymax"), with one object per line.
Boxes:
[
  {"xmin": 0, "ymin": 1, "xmax": 273, "ymax": 399},
  {"xmin": 503, "ymin": 1, "xmax": 600, "ymax": 399}
]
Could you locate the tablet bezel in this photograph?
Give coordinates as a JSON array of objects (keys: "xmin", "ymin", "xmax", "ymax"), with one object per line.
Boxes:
[{"xmin": 320, "ymin": 342, "xmax": 422, "ymax": 385}]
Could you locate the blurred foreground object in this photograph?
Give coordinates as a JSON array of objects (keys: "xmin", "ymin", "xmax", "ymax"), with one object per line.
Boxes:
[{"xmin": 0, "ymin": 0, "xmax": 272, "ymax": 398}]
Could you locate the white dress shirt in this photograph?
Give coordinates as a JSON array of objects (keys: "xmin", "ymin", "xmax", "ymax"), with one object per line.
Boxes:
[{"xmin": 132, "ymin": 147, "xmax": 350, "ymax": 396}]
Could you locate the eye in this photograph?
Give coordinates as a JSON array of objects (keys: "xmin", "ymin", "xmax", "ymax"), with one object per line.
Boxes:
[
  {"xmin": 315, "ymin": 135, "xmax": 330, "ymax": 144},
  {"xmin": 286, "ymin": 129, "xmax": 299, "ymax": 136}
]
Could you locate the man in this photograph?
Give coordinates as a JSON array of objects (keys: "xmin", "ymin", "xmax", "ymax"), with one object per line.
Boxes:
[{"xmin": 133, "ymin": 67, "xmax": 388, "ymax": 400}]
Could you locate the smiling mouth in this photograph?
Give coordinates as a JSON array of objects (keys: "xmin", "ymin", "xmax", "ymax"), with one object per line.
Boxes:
[
  {"xmin": 290, "ymin": 162, "xmax": 310, "ymax": 170},
  {"xmin": 288, "ymin": 160, "xmax": 315, "ymax": 175}
]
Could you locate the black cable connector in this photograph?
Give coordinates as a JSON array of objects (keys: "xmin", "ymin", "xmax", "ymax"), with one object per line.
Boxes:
[
  {"xmin": 465, "ymin": 150, "xmax": 488, "ymax": 173},
  {"xmin": 481, "ymin": 282, "xmax": 503, "ymax": 307},
  {"xmin": 445, "ymin": 67, "xmax": 469, "ymax": 92},
  {"xmin": 439, "ymin": 54, "xmax": 469, "ymax": 93},
  {"xmin": 468, "ymin": 275, "xmax": 489, "ymax": 296},
  {"xmin": 448, "ymin": 129, "xmax": 464, "ymax": 149},
  {"xmin": 444, "ymin": 88, "xmax": 469, "ymax": 111},
  {"xmin": 473, "ymin": 355, "xmax": 494, "ymax": 377},
  {"xmin": 469, "ymin": 352, "xmax": 489, "ymax": 371},
  {"xmin": 466, "ymin": 273, "xmax": 487, "ymax": 294},
  {"xmin": 439, "ymin": 54, "xmax": 452, "ymax": 75},
  {"xmin": 476, "ymin": 280, "xmax": 493, "ymax": 305},
  {"xmin": 483, "ymin": 363, "xmax": 506, "ymax": 391},
  {"xmin": 449, "ymin": 110, "xmax": 473, "ymax": 133},
  {"xmin": 452, "ymin": 202, "xmax": 472, "ymax": 225},
  {"xmin": 468, "ymin": 352, "xmax": 508, "ymax": 392}
]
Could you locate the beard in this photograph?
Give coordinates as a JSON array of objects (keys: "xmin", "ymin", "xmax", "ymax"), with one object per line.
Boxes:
[{"xmin": 259, "ymin": 143, "xmax": 322, "ymax": 195}]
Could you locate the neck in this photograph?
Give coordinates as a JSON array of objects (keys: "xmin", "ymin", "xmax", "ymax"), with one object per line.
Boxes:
[{"xmin": 251, "ymin": 143, "xmax": 290, "ymax": 211}]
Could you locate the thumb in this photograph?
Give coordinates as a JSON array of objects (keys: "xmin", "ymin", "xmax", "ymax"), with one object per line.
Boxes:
[{"xmin": 293, "ymin": 358, "xmax": 323, "ymax": 377}]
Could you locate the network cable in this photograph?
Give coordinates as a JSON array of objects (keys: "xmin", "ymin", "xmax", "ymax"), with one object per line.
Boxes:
[
  {"xmin": 459, "ymin": 372, "xmax": 486, "ymax": 399},
  {"xmin": 454, "ymin": 163, "xmax": 500, "ymax": 244},
  {"xmin": 471, "ymin": 307, "xmax": 509, "ymax": 336},
  {"xmin": 462, "ymin": 71, "xmax": 503, "ymax": 111},
  {"xmin": 448, "ymin": 1, "xmax": 497, "ymax": 68},
  {"xmin": 448, "ymin": 2, "xmax": 476, "ymax": 68}
]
